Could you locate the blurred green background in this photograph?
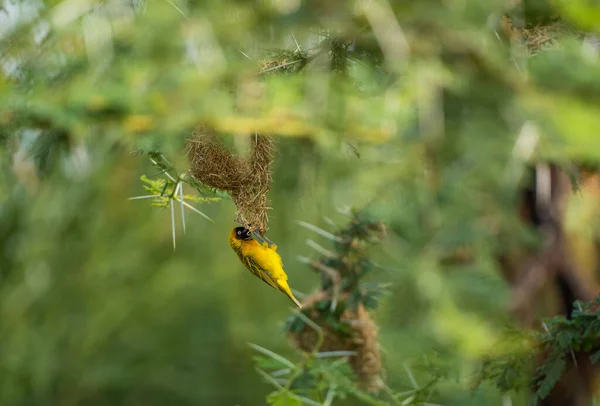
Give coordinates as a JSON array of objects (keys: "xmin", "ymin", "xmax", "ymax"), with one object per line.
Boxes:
[{"xmin": 1, "ymin": 0, "xmax": 600, "ymax": 405}]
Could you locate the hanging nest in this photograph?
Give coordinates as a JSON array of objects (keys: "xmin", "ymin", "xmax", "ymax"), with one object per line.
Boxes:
[
  {"xmin": 259, "ymin": 49, "xmax": 308, "ymax": 76},
  {"xmin": 502, "ymin": 18, "xmax": 582, "ymax": 56},
  {"xmin": 522, "ymin": 22, "xmax": 568, "ymax": 55},
  {"xmin": 187, "ymin": 126, "xmax": 275, "ymax": 233},
  {"xmin": 288, "ymin": 290, "xmax": 384, "ymax": 393}
]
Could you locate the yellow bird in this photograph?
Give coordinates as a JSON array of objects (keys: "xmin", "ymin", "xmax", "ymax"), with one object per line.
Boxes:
[{"xmin": 228, "ymin": 226, "xmax": 302, "ymax": 308}]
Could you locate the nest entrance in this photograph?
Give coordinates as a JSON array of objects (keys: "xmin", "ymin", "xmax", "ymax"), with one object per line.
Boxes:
[{"xmin": 187, "ymin": 127, "xmax": 274, "ymax": 233}]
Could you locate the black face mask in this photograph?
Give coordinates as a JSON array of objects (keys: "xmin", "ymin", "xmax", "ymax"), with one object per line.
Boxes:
[{"xmin": 234, "ymin": 226, "xmax": 252, "ymax": 241}]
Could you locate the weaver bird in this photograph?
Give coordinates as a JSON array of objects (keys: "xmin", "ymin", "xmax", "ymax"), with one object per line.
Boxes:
[{"xmin": 229, "ymin": 226, "xmax": 302, "ymax": 308}]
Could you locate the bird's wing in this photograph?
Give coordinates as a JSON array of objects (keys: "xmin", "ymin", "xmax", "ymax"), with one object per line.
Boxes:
[{"xmin": 243, "ymin": 255, "xmax": 279, "ymax": 291}]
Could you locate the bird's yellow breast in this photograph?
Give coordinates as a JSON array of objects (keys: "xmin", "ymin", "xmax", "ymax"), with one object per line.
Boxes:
[{"xmin": 229, "ymin": 234, "xmax": 287, "ymax": 281}]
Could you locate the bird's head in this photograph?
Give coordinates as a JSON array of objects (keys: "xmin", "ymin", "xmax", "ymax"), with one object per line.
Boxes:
[{"xmin": 233, "ymin": 226, "xmax": 252, "ymax": 241}]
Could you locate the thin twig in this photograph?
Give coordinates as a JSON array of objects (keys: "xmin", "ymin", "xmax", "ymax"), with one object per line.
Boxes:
[
  {"xmin": 291, "ymin": 33, "xmax": 302, "ymax": 53},
  {"xmin": 404, "ymin": 364, "xmax": 419, "ymax": 389},
  {"xmin": 306, "ymin": 239, "xmax": 337, "ymax": 258},
  {"xmin": 316, "ymin": 351, "xmax": 357, "ymax": 358},
  {"xmin": 249, "ymin": 343, "xmax": 295, "ymax": 368},
  {"xmin": 297, "ymin": 220, "xmax": 342, "ymax": 242},
  {"xmin": 128, "ymin": 195, "xmax": 158, "ymax": 200},
  {"xmin": 293, "ymin": 309, "xmax": 324, "ymax": 354},
  {"xmin": 238, "ymin": 49, "xmax": 253, "ymax": 61},
  {"xmin": 164, "ymin": 0, "xmax": 189, "ymax": 18},
  {"xmin": 323, "ymin": 384, "xmax": 336, "ymax": 406},
  {"xmin": 149, "ymin": 158, "xmax": 176, "ymax": 182}
]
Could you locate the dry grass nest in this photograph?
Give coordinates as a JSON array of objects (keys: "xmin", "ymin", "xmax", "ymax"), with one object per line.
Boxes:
[
  {"xmin": 288, "ymin": 290, "xmax": 384, "ymax": 393},
  {"xmin": 187, "ymin": 126, "xmax": 274, "ymax": 233},
  {"xmin": 522, "ymin": 22, "xmax": 569, "ymax": 55},
  {"xmin": 501, "ymin": 17, "xmax": 581, "ymax": 55}
]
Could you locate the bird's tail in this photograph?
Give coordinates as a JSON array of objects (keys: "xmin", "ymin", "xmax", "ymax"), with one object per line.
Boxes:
[{"xmin": 277, "ymin": 280, "xmax": 302, "ymax": 308}]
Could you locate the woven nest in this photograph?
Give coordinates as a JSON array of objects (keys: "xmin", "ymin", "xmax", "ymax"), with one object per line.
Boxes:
[
  {"xmin": 522, "ymin": 22, "xmax": 567, "ymax": 55},
  {"xmin": 501, "ymin": 17, "xmax": 578, "ymax": 56},
  {"xmin": 288, "ymin": 290, "xmax": 384, "ymax": 392},
  {"xmin": 259, "ymin": 49, "xmax": 306, "ymax": 76},
  {"xmin": 187, "ymin": 126, "xmax": 274, "ymax": 233}
]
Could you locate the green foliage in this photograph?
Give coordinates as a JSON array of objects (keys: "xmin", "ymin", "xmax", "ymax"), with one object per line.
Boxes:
[
  {"xmin": 139, "ymin": 174, "xmax": 220, "ymax": 208},
  {"xmin": 254, "ymin": 348, "xmax": 447, "ymax": 406},
  {"xmin": 265, "ymin": 212, "xmax": 451, "ymax": 405},
  {"xmin": 532, "ymin": 297, "xmax": 600, "ymax": 404},
  {"xmin": 2, "ymin": 0, "xmax": 600, "ymax": 405},
  {"xmin": 474, "ymin": 296, "xmax": 600, "ymax": 404},
  {"xmin": 477, "ymin": 354, "xmax": 532, "ymax": 394},
  {"xmin": 252, "ymin": 342, "xmax": 389, "ymax": 406},
  {"xmin": 284, "ymin": 211, "xmax": 386, "ymax": 336},
  {"xmin": 532, "ymin": 349, "xmax": 567, "ymax": 404}
]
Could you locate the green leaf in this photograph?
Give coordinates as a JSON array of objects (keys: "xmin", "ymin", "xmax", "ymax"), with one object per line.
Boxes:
[
  {"xmin": 267, "ymin": 391, "xmax": 303, "ymax": 406},
  {"xmin": 534, "ymin": 350, "xmax": 567, "ymax": 401},
  {"xmin": 362, "ymin": 292, "xmax": 379, "ymax": 310}
]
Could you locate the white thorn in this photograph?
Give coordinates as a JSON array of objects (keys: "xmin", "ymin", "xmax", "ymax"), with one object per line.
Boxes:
[
  {"xmin": 170, "ymin": 199, "xmax": 176, "ymax": 251},
  {"xmin": 128, "ymin": 195, "xmax": 157, "ymax": 200},
  {"xmin": 176, "ymin": 182, "xmax": 186, "ymax": 234},
  {"xmin": 174, "ymin": 197, "xmax": 214, "ymax": 223}
]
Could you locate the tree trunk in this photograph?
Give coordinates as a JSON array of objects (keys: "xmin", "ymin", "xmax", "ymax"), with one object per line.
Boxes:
[{"xmin": 500, "ymin": 164, "xmax": 598, "ymax": 406}]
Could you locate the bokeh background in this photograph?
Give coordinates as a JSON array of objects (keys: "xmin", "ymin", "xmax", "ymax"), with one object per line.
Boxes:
[{"xmin": 1, "ymin": 0, "xmax": 600, "ymax": 405}]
